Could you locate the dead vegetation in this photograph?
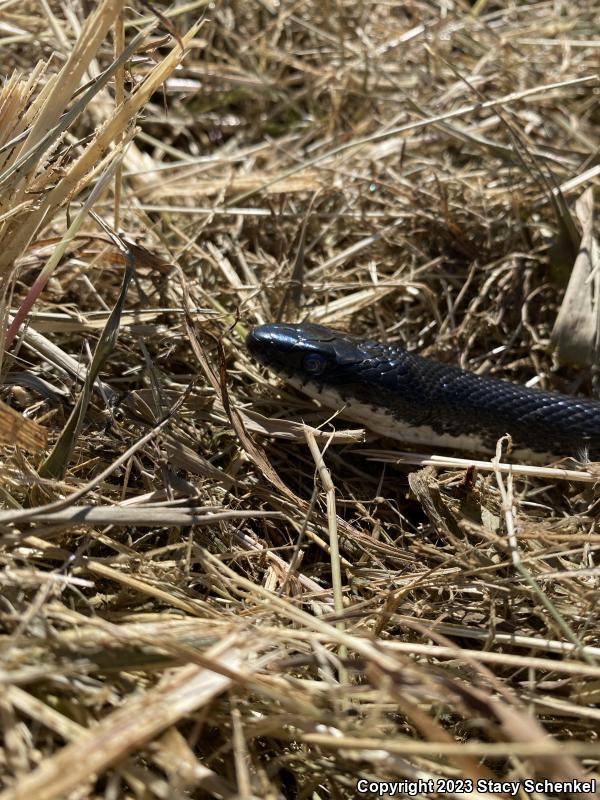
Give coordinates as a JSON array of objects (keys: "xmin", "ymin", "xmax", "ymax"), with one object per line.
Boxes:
[{"xmin": 0, "ymin": 1, "xmax": 599, "ymax": 797}]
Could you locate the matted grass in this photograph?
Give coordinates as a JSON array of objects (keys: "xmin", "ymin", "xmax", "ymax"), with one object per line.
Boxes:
[{"xmin": 0, "ymin": 1, "xmax": 599, "ymax": 798}]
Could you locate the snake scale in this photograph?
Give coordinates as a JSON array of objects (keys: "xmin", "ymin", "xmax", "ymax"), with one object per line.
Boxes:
[{"xmin": 247, "ymin": 323, "xmax": 600, "ymax": 463}]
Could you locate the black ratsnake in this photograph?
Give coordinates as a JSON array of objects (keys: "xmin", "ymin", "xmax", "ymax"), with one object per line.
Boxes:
[{"xmin": 246, "ymin": 323, "xmax": 600, "ymax": 463}]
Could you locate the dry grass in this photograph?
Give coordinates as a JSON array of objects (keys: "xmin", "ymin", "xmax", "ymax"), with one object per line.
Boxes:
[{"xmin": 1, "ymin": 1, "xmax": 599, "ymax": 798}]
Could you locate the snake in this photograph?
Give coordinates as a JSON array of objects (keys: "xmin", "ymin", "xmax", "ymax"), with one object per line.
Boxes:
[{"xmin": 246, "ymin": 322, "xmax": 600, "ymax": 463}]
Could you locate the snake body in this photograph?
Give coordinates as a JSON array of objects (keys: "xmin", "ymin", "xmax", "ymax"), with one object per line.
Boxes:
[{"xmin": 246, "ymin": 323, "xmax": 600, "ymax": 462}]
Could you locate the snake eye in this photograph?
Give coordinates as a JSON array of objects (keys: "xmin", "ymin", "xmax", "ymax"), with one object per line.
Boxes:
[{"xmin": 302, "ymin": 353, "xmax": 327, "ymax": 375}]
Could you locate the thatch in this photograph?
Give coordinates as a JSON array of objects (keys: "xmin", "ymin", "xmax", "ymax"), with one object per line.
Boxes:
[{"xmin": 0, "ymin": 1, "xmax": 599, "ymax": 797}]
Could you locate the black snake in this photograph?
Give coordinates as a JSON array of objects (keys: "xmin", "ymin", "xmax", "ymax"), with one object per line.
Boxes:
[{"xmin": 247, "ymin": 323, "xmax": 600, "ymax": 462}]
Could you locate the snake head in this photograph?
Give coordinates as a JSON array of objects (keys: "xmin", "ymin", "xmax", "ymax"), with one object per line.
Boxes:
[{"xmin": 246, "ymin": 323, "xmax": 362, "ymax": 383}]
